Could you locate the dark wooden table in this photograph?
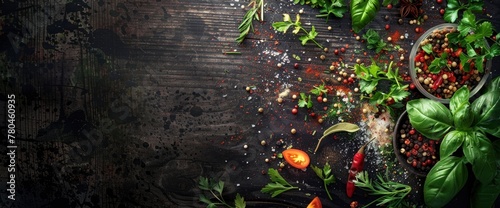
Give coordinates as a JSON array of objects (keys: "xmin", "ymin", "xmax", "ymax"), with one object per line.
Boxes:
[{"xmin": 1, "ymin": 0, "xmax": 499, "ymax": 207}]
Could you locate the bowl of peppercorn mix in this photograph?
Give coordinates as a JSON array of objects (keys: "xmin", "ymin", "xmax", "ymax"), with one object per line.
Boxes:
[
  {"xmin": 393, "ymin": 111, "xmax": 440, "ymax": 177},
  {"xmin": 409, "ymin": 23, "xmax": 491, "ymax": 103}
]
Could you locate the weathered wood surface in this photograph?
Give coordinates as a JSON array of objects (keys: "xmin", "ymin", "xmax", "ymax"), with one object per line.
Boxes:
[{"xmin": 0, "ymin": 0, "xmax": 499, "ymax": 207}]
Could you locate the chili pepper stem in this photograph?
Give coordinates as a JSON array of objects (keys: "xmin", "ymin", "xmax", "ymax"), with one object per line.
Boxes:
[{"xmin": 358, "ymin": 137, "xmax": 377, "ymax": 153}]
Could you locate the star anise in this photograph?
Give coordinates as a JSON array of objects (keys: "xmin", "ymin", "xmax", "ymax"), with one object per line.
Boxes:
[{"xmin": 400, "ymin": 0, "xmax": 423, "ymax": 18}]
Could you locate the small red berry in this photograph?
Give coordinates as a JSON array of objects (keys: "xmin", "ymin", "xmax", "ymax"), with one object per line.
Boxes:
[
  {"xmin": 409, "ymin": 129, "xmax": 416, "ymax": 135},
  {"xmin": 343, "ymin": 79, "xmax": 348, "ymax": 84},
  {"xmin": 436, "ymin": 0, "xmax": 442, "ymax": 3},
  {"xmin": 385, "ymin": 24, "xmax": 390, "ymax": 30},
  {"xmin": 409, "ymin": 83, "xmax": 416, "ymax": 90},
  {"xmin": 294, "ymin": 63, "xmax": 299, "ymax": 69},
  {"xmin": 387, "ymin": 4, "xmax": 393, "ymax": 9},
  {"xmin": 340, "ymin": 47, "xmax": 346, "ymax": 53},
  {"xmin": 291, "ymin": 108, "xmax": 298, "ymax": 115},
  {"xmin": 310, "ymin": 112, "xmax": 316, "ymax": 117},
  {"xmin": 334, "ymin": 49, "xmax": 339, "ymax": 55},
  {"xmin": 317, "ymin": 96, "xmax": 323, "ymax": 103},
  {"xmin": 440, "ymin": 9, "xmax": 445, "ymax": 15},
  {"xmin": 415, "ymin": 27, "xmax": 422, "ymax": 33},
  {"xmin": 404, "ymin": 139, "xmax": 411, "ymax": 145}
]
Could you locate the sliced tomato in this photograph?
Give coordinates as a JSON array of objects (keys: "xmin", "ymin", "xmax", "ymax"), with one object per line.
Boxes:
[
  {"xmin": 307, "ymin": 196, "xmax": 322, "ymax": 208},
  {"xmin": 282, "ymin": 149, "xmax": 310, "ymax": 169}
]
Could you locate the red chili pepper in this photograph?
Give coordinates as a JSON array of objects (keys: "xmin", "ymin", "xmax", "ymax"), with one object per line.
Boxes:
[
  {"xmin": 447, "ymin": 72, "xmax": 456, "ymax": 83},
  {"xmin": 454, "ymin": 48, "xmax": 463, "ymax": 57},
  {"xmin": 346, "ymin": 137, "xmax": 376, "ymax": 198},
  {"xmin": 432, "ymin": 75, "xmax": 443, "ymax": 90}
]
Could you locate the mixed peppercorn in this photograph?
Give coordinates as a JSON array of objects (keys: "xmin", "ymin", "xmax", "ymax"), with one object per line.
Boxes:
[
  {"xmin": 397, "ymin": 117, "xmax": 439, "ymax": 174},
  {"xmin": 414, "ymin": 28, "xmax": 484, "ymax": 99}
]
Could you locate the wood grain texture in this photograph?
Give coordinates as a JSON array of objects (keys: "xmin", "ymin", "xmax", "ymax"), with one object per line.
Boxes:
[{"xmin": 0, "ymin": 0, "xmax": 499, "ymax": 207}]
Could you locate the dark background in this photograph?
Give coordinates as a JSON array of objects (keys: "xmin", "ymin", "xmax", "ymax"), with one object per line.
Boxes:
[{"xmin": 0, "ymin": 0, "xmax": 499, "ymax": 207}]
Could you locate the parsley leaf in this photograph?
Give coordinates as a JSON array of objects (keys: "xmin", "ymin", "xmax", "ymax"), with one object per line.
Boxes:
[
  {"xmin": 429, "ymin": 52, "xmax": 449, "ymax": 74},
  {"xmin": 354, "ymin": 61, "xmax": 409, "ymax": 111},
  {"xmin": 261, "ymin": 168, "xmax": 299, "ymax": 197},
  {"xmin": 310, "ymin": 83, "xmax": 328, "ymax": 96},
  {"xmin": 298, "ymin": 93, "xmax": 313, "ymax": 108},
  {"xmin": 198, "ymin": 176, "xmax": 246, "ymax": 208},
  {"xmin": 311, "ymin": 163, "xmax": 336, "ymax": 200},
  {"xmin": 234, "ymin": 194, "xmax": 246, "ymax": 208},
  {"xmin": 422, "ymin": 44, "xmax": 433, "ymax": 54},
  {"xmin": 272, "ymin": 14, "xmax": 323, "ymax": 48},
  {"xmin": 362, "ymin": 29, "xmax": 387, "ymax": 53}
]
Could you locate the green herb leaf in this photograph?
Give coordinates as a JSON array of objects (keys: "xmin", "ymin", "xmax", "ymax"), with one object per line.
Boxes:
[
  {"xmin": 424, "ymin": 156, "xmax": 468, "ymax": 207},
  {"xmin": 311, "ymin": 163, "xmax": 335, "ymax": 200},
  {"xmin": 422, "ymin": 44, "xmax": 433, "ymax": 54},
  {"xmin": 354, "ymin": 171, "xmax": 412, "ymax": 207},
  {"xmin": 440, "ymin": 130, "xmax": 465, "ymax": 159},
  {"xmin": 390, "ymin": 86, "xmax": 410, "ymax": 103},
  {"xmin": 362, "ymin": 29, "xmax": 386, "ymax": 53},
  {"xmin": 310, "ymin": 83, "xmax": 328, "ymax": 96},
  {"xmin": 236, "ymin": 0, "xmax": 264, "ymax": 43},
  {"xmin": 458, "ymin": 10, "xmax": 476, "ymax": 37},
  {"xmin": 261, "ymin": 168, "xmax": 298, "ymax": 197},
  {"xmin": 350, "ymin": 0, "xmax": 380, "ymax": 33},
  {"xmin": 471, "ymin": 77, "xmax": 500, "ymax": 137},
  {"xmin": 199, "ymin": 176, "xmax": 210, "ymax": 190},
  {"xmin": 464, "ymin": 132, "xmax": 496, "ymax": 184},
  {"xmin": 213, "ymin": 180, "xmax": 224, "ymax": 195},
  {"xmin": 199, "ymin": 194, "xmax": 213, "ymax": 205},
  {"xmin": 428, "ymin": 52, "xmax": 448, "ymax": 74},
  {"xmin": 407, "ymin": 99, "xmax": 453, "ymax": 140},
  {"xmin": 235, "ymin": 193, "xmax": 246, "ymax": 208},
  {"xmin": 453, "ymin": 103, "xmax": 474, "ymax": 130}
]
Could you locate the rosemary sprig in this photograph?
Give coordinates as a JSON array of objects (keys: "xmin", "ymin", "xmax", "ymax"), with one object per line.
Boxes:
[
  {"xmin": 354, "ymin": 171, "xmax": 412, "ymax": 208},
  {"xmin": 236, "ymin": 0, "xmax": 264, "ymax": 44}
]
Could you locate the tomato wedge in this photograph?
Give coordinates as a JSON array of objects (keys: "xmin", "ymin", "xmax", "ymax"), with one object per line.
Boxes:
[
  {"xmin": 282, "ymin": 149, "xmax": 310, "ymax": 169},
  {"xmin": 307, "ymin": 196, "xmax": 322, "ymax": 208}
]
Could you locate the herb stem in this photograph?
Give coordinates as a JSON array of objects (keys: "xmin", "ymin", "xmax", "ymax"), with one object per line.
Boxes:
[
  {"xmin": 223, "ymin": 51, "xmax": 242, "ymax": 55},
  {"xmin": 210, "ymin": 190, "xmax": 233, "ymax": 208},
  {"xmin": 324, "ymin": 181, "xmax": 333, "ymax": 200}
]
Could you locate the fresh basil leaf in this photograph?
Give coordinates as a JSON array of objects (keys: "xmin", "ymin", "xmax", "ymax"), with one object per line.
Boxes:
[
  {"xmin": 464, "ymin": 132, "xmax": 496, "ymax": 184},
  {"xmin": 487, "ymin": 76, "xmax": 500, "ymax": 92},
  {"xmin": 454, "ymin": 104, "xmax": 474, "ymax": 130},
  {"xmin": 470, "ymin": 177, "xmax": 500, "ymax": 208},
  {"xmin": 450, "ymin": 86, "xmax": 470, "ymax": 115},
  {"xmin": 424, "ymin": 156, "xmax": 468, "ymax": 208},
  {"xmin": 350, "ymin": 0, "xmax": 380, "ymax": 33},
  {"xmin": 471, "ymin": 82, "xmax": 500, "ymax": 137},
  {"xmin": 440, "ymin": 130, "xmax": 465, "ymax": 159},
  {"xmin": 407, "ymin": 99, "xmax": 453, "ymax": 140}
]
